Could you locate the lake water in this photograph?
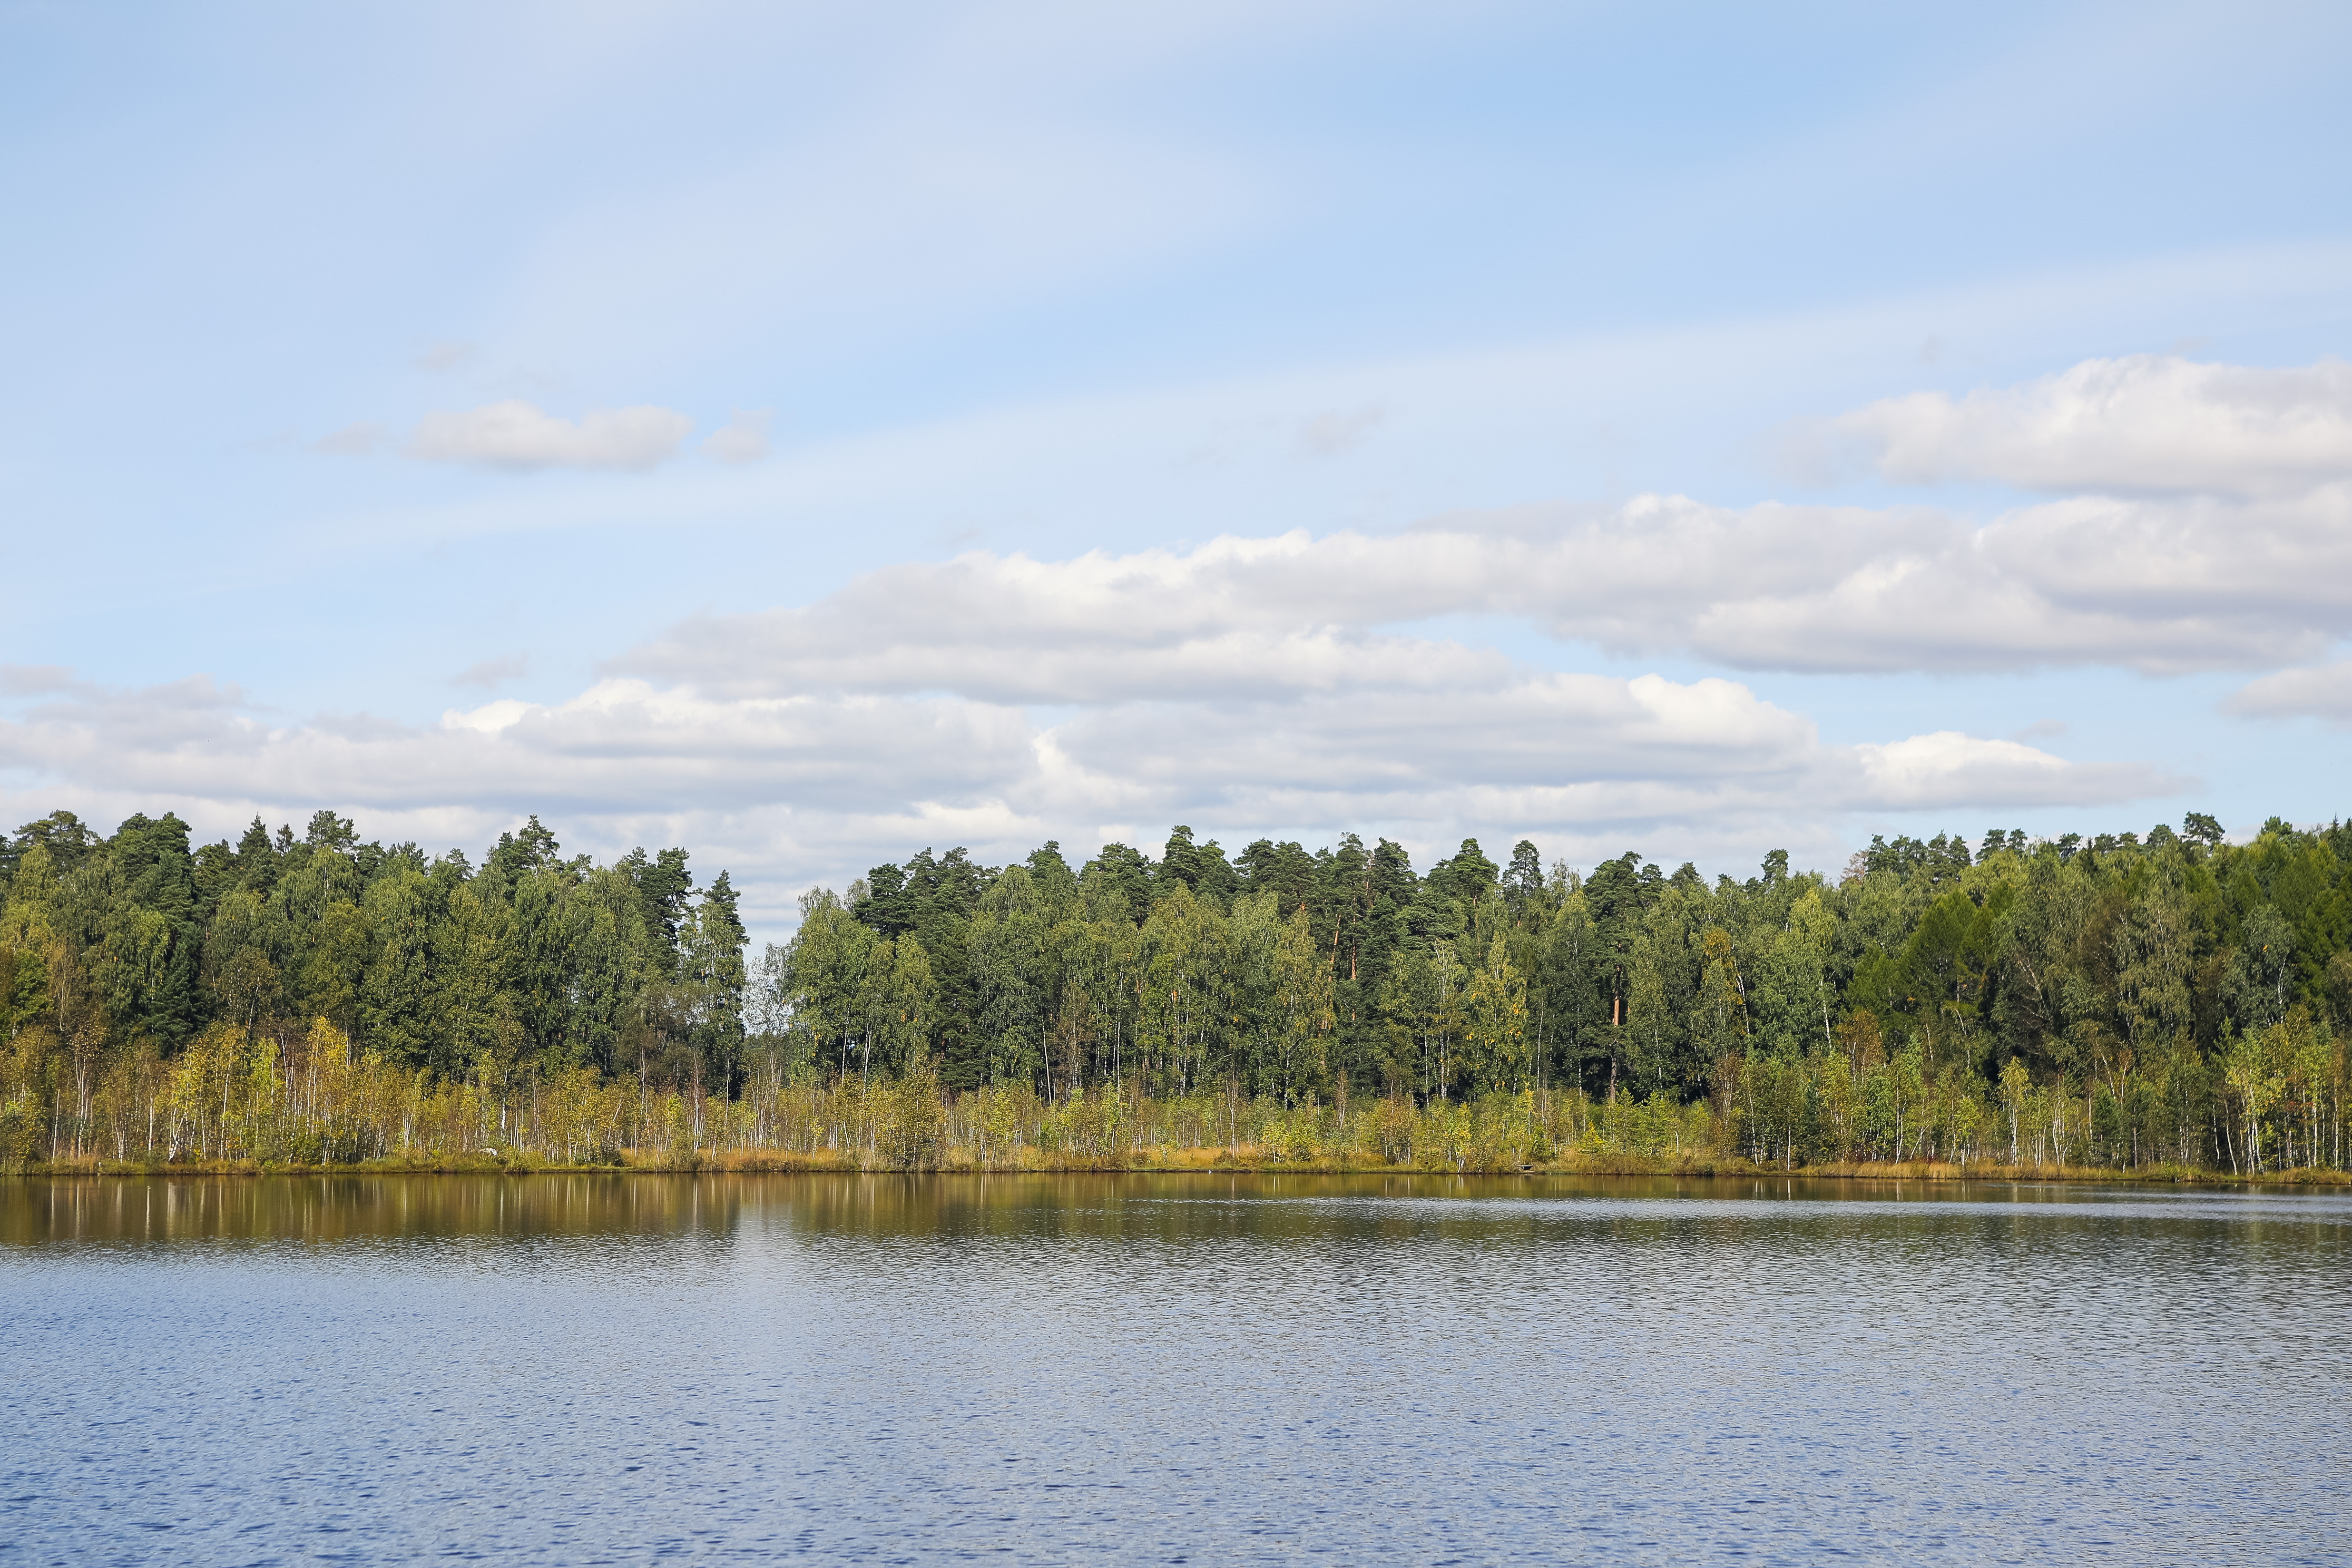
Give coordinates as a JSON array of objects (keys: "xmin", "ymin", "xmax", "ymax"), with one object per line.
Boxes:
[{"xmin": 1, "ymin": 1174, "xmax": 2346, "ymax": 1566}]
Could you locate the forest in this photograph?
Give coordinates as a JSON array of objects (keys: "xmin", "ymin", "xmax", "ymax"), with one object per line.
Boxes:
[{"xmin": 2, "ymin": 805, "xmax": 2347, "ymax": 1176}]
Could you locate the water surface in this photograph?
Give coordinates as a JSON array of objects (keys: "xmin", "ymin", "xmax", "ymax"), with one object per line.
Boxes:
[{"xmin": 2, "ymin": 1173, "xmax": 2345, "ymax": 1565}]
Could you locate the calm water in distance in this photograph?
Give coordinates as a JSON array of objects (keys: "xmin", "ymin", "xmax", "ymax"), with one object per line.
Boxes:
[{"xmin": 1, "ymin": 1173, "xmax": 2346, "ymax": 1566}]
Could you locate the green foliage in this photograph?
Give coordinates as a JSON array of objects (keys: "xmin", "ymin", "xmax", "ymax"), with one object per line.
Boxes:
[
  {"xmin": 0, "ymin": 807, "xmax": 747, "ymax": 1162},
  {"xmin": 755, "ymin": 815, "xmax": 2352, "ymax": 1173},
  {"xmin": 11, "ymin": 807, "xmax": 2352, "ymax": 1174}
]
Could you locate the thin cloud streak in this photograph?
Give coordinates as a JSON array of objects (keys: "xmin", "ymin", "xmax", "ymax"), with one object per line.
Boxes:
[{"xmin": 405, "ymin": 400, "xmax": 694, "ymax": 471}]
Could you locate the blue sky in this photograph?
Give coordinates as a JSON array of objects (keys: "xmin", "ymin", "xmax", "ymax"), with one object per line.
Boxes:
[{"xmin": 5, "ymin": 0, "xmax": 2352, "ymax": 934}]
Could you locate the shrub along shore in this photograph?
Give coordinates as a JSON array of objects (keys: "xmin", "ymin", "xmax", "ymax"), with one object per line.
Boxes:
[
  {"xmin": 7, "ymin": 1059, "xmax": 2347, "ymax": 1183},
  {"xmin": 19, "ymin": 1156, "xmax": 2346, "ymax": 1182}
]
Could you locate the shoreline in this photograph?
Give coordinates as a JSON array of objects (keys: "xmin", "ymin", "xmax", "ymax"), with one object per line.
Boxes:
[{"xmin": 8, "ymin": 1153, "xmax": 2349, "ymax": 1185}]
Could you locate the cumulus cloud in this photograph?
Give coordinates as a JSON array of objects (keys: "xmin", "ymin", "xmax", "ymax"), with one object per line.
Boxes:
[
  {"xmin": 701, "ymin": 409, "xmax": 773, "ymax": 464},
  {"xmin": 2224, "ymin": 660, "xmax": 2352, "ymax": 723},
  {"xmin": 312, "ymin": 422, "xmax": 386, "ymax": 456},
  {"xmin": 52, "ymin": 351, "xmax": 2321, "ymax": 919},
  {"xmin": 1, "ymin": 665, "xmax": 91, "ymax": 698},
  {"xmin": 407, "ymin": 400, "xmax": 693, "ymax": 471},
  {"xmin": 616, "ymin": 475, "xmax": 2352, "ymax": 688},
  {"xmin": 450, "ymin": 652, "xmax": 530, "ymax": 689},
  {"xmin": 1851, "ymin": 732, "xmax": 2161, "ymax": 809},
  {"xmin": 1300, "ymin": 403, "xmax": 1383, "ymax": 455},
  {"xmin": 7, "ymin": 674, "xmax": 1015, "ymax": 809},
  {"xmin": 415, "ymin": 340, "xmax": 476, "ymax": 373},
  {"xmin": 1, "ymin": 649, "xmax": 2173, "ymax": 932},
  {"xmin": 1822, "ymin": 354, "xmax": 2352, "ymax": 496},
  {"xmin": 1036, "ymin": 675, "xmax": 1822, "ymax": 820}
]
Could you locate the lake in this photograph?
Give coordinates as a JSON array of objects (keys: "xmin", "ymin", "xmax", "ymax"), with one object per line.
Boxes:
[{"xmin": 1, "ymin": 1174, "xmax": 2345, "ymax": 1565}]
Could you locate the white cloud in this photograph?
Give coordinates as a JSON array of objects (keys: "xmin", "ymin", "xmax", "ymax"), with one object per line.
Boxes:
[
  {"xmin": 1852, "ymin": 732, "xmax": 2159, "ymax": 809},
  {"xmin": 701, "ymin": 409, "xmax": 772, "ymax": 464},
  {"xmin": 407, "ymin": 399, "xmax": 693, "ymax": 471},
  {"xmin": 1823, "ymin": 354, "xmax": 2352, "ymax": 496},
  {"xmin": 0, "ymin": 665, "xmax": 92, "ymax": 698},
  {"xmin": 1676, "ymin": 487, "xmax": 2352, "ymax": 674},
  {"xmin": 1, "ymin": 652, "xmax": 2175, "ymax": 933},
  {"xmin": 54, "ymin": 350, "xmax": 2338, "ymax": 918},
  {"xmin": 450, "ymin": 652, "xmax": 530, "ymax": 689},
  {"xmin": 616, "ymin": 475, "xmax": 2352, "ymax": 687},
  {"xmin": 2224, "ymin": 660, "xmax": 2352, "ymax": 723},
  {"xmin": 440, "ymin": 698, "xmax": 535, "ymax": 736},
  {"xmin": 415, "ymin": 341, "xmax": 477, "ymax": 373},
  {"xmin": 1300, "ymin": 403, "xmax": 1383, "ymax": 455}
]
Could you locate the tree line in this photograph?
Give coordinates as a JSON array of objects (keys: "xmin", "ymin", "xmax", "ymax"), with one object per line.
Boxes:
[
  {"xmin": 3, "ymin": 805, "xmax": 2348, "ymax": 1173},
  {"xmin": 0, "ymin": 809, "xmax": 748, "ymax": 1146},
  {"xmin": 767, "ymin": 815, "xmax": 2349, "ymax": 1172}
]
